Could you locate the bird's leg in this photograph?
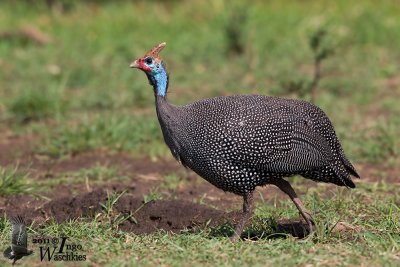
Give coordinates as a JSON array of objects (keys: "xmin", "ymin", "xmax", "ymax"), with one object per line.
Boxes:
[
  {"xmin": 230, "ymin": 191, "xmax": 254, "ymax": 242},
  {"xmin": 271, "ymin": 179, "xmax": 315, "ymax": 233}
]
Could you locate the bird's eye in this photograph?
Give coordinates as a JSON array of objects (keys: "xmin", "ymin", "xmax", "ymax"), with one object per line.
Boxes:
[{"xmin": 145, "ymin": 57, "xmax": 153, "ymax": 65}]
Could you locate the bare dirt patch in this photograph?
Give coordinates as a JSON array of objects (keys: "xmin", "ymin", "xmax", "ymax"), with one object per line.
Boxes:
[
  {"xmin": 0, "ymin": 131, "xmax": 181, "ymax": 178},
  {"xmin": 32, "ymin": 151, "xmax": 182, "ymax": 178},
  {"xmin": 1, "ymin": 186, "xmax": 312, "ymax": 238},
  {"xmin": 115, "ymin": 196, "xmax": 234, "ymax": 234},
  {"xmin": 0, "ymin": 131, "xmax": 37, "ymax": 166},
  {"xmin": 356, "ymin": 163, "xmax": 399, "ymax": 184},
  {"xmin": 0, "ymin": 133, "xmax": 398, "ymax": 238},
  {"xmin": 1, "ymin": 187, "xmax": 235, "ymax": 234}
]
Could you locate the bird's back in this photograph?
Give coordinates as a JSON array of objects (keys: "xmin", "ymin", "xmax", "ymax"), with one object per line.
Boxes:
[{"xmin": 159, "ymin": 95, "xmax": 358, "ymax": 194}]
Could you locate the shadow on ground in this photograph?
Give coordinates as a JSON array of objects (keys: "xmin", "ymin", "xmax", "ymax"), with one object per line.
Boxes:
[
  {"xmin": 209, "ymin": 218, "xmax": 311, "ymax": 240},
  {"xmin": 1, "ymin": 187, "xmax": 312, "ymax": 239},
  {"xmin": 0, "ymin": 133, "xmax": 396, "ymax": 239}
]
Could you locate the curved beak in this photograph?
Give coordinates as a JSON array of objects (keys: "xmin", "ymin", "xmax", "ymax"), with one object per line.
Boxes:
[{"xmin": 129, "ymin": 59, "xmax": 140, "ymax": 68}]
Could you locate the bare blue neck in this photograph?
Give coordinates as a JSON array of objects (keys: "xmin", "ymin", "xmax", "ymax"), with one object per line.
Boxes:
[{"xmin": 147, "ymin": 63, "xmax": 169, "ymax": 97}]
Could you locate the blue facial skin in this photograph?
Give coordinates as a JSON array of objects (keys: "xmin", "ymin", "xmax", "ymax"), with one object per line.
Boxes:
[{"xmin": 144, "ymin": 58, "xmax": 168, "ymax": 96}]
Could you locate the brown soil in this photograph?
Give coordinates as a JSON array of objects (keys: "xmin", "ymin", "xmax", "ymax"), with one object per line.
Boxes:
[
  {"xmin": 356, "ymin": 163, "xmax": 400, "ymax": 184},
  {"xmin": 1, "ymin": 188, "xmax": 235, "ymax": 234},
  {"xmin": 0, "ymin": 132, "xmax": 398, "ymax": 237},
  {"xmin": 0, "ymin": 131, "xmax": 37, "ymax": 166},
  {"xmin": 0, "ymin": 132, "xmax": 239, "ymax": 234}
]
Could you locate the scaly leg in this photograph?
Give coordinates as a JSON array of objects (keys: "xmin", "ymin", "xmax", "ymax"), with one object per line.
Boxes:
[
  {"xmin": 271, "ymin": 179, "xmax": 315, "ymax": 233},
  {"xmin": 230, "ymin": 191, "xmax": 254, "ymax": 242}
]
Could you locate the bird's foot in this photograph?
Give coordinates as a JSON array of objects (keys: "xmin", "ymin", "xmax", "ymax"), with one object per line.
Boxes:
[
  {"xmin": 302, "ymin": 212, "xmax": 316, "ymax": 236},
  {"xmin": 229, "ymin": 191, "xmax": 254, "ymax": 243},
  {"xmin": 229, "ymin": 232, "xmax": 241, "ymax": 243}
]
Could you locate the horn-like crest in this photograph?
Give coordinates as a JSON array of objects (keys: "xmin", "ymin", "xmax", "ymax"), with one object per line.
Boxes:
[{"xmin": 145, "ymin": 42, "xmax": 166, "ymax": 58}]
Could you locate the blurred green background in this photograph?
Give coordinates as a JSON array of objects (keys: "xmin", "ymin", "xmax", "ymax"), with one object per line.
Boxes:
[
  {"xmin": 0, "ymin": 0, "xmax": 399, "ymax": 163},
  {"xmin": 0, "ymin": 1, "xmax": 399, "ymax": 266}
]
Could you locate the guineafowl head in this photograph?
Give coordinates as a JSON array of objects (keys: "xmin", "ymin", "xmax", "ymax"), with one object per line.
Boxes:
[{"xmin": 130, "ymin": 42, "xmax": 169, "ymax": 96}]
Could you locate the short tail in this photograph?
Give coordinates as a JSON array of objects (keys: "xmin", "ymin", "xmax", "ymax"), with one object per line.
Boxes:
[
  {"xmin": 332, "ymin": 161, "xmax": 356, "ymax": 188},
  {"xmin": 342, "ymin": 159, "xmax": 360, "ymax": 179},
  {"xmin": 302, "ymin": 162, "xmax": 356, "ymax": 188},
  {"xmin": 335, "ymin": 140, "xmax": 360, "ymax": 179}
]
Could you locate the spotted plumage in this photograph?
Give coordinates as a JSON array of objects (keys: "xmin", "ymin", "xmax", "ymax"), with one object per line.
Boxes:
[{"xmin": 131, "ymin": 42, "xmax": 360, "ymax": 241}]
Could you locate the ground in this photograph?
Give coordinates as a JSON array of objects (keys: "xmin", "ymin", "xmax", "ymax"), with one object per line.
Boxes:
[
  {"xmin": 0, "ymin": 1, "xmax": 399, "ymax": 266},
  {"xmin": 0, "ymin": 132, "xmax": 399, "ymax": 266}
]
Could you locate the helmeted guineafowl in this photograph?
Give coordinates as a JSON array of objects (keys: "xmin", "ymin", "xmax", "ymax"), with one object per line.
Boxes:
[{"xmin": 130, "ymin": 42, "xmax": 360, "ymax": 241}]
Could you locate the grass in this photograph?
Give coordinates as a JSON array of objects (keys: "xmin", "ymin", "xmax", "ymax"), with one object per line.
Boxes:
[
  {"xmin": 98, "ymin": 190, "xmax": 132, "ymax": 230},
  {"xmin": 0, "ymin": 165, "xmax": 35, "ymax": 196},
  {"xmin": 351, "ymin": 117, "xmax": 400, "ymax": 164},
  {"xmin": 8, "ymin": 88, "xmax": 62, "ymax": 123},
  {"xmin": 0, "ymin": 0, "xmax": 399, "ymax": 163},
  {"xmin": 37, "ymin": 114, "xmax": 167, "ymax": 158},
  {"xmin": 161, "ymin": 173, "xmax": 185, "ymax": 190},
  {"xmin": 0, "ymin": 0, "xmax": 399, "ymax": 266},
  {"xmin": 0, "ymin": 182, "xmax": 398, "ymax": 266},
  {"xmin": 36, "ymin": 164, "xmax": 130, "ymax": 191}
]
